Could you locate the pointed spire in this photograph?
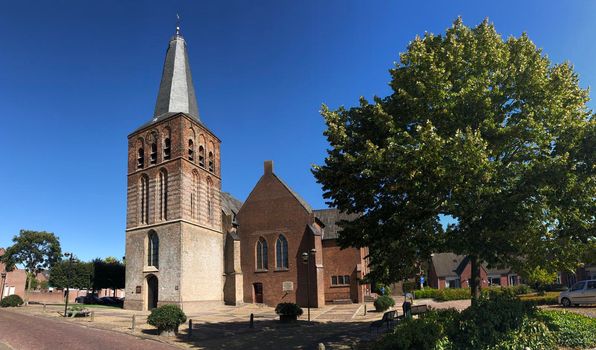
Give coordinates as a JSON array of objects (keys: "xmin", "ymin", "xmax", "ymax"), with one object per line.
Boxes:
[{"xmin": 153, "ymin": 20, "xmax": 200, "ymax": 120}]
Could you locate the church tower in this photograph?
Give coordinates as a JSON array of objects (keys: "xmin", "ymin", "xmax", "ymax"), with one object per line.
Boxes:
[{"xmin": 124, "ymin": 26, "xmax": 224, "ymax": 311}]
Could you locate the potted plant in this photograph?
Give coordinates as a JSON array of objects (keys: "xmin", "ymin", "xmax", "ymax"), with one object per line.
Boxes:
[
  {"xmin": 374, "ymin": 295, "xmax": 395, "ymax": 312},
  {"xmin": 275, "ymin": 302, "xmax": 303, "ymax": 323},
  {"xmin": 147, "ymin": 304, "xmax": 187, "ymax": 336}
]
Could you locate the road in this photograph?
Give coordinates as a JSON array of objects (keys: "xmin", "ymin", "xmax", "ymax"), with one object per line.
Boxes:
[{"xmin": 0, "ymin": 310, "xmax": 178, "ymax": 350}]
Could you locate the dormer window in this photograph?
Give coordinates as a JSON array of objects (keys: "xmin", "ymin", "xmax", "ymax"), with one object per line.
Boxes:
[
  {"xmin": 199, "ymin": 146, "xmax": 205, "ymax": 167},
  {"xmin": 208, "ymin": 152, "xmax": 214, "ymax": 172},
  {"xmin": 137, "ymin": 148, "xmax": 144, "ymax": 168},
  {"xmin": 188, "ymin": 140, "xmax": 194, "ymax": 161},
  {"xmin": 150, "ymin": 143, "xmax": 157, "ymax": 164},
  {"xmin": 163, "ymin": 138, "xmax": 171, "ymax": 160}
]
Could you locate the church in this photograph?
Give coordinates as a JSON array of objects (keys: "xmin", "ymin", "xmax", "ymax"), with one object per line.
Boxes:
[{"xmin": 124, "ymin": 27, "xmax": 369, "ymax": 312}]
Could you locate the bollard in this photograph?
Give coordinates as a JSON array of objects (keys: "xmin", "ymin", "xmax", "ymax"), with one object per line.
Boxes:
[
  {"xmin": 43, "ymin": 303, "xmax": 46, "ymax": 313},
  {"xmin": 132, "ymin": 314, "xmax": 136, "ymax": 332},
  {"xmin": 249, "ymin": 313, "xmax": 254, "ymax": 328},
  {"xmin": 188, "ymin": 319, "xmax": 193, "ymax": 338},
  {"xmin": 91, "ymin": 311, "xmax": 95, "ymax": 322},
  {"xmin": 363, "ymin": 304, "xmax": 367, "ymax": 316}
]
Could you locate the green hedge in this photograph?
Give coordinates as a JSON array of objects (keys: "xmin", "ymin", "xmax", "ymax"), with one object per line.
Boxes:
[
  {"xmin": 147, "ymin": 304, "xmax": 187, "ymax": 333},
  {"xmin": 1, "ymin": 295, "xmax": 24, "ymax": 307},
  {"xmin": 413, "ymin": 288, "xmax": 470, "ymax": 301},
  {"xmin": 374, "ymin": 292, "xmax": 595, "ymax": 350},
  {"xmin": 519, "ymin": 292, "xmax": 559, "ymax": 306}
]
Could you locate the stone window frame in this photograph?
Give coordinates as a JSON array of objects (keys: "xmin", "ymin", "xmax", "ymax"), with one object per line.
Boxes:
[
  {"xmin": 136, "ymin": 138, "xmax": 145, "ymax": 169},
  {"xmin": 191, "ymin": 170, "xmax": 200, "ymax": 221},
  {"xmin": 138, "ymin": 174, "xmax": 150, "ymax": 225},
  {"xmin": 147, "ymin": 230, "xmax": 159, "ymax": 269},
  {"xmin": 158, "ymin": 168, "xmax": 168, "ymax": 221},
  {"xmin": 331, "ymin": 275, "xmax": 350, "ymax": 286},
  {"xmin": 256, "ymin": 237, "xmax": 268, "ymax": 271},
  {"xmin": 162, "ymin": 127, "xmax": 171, "ymax": 161},
  {"xmin": 275, "ymin": 234, "xmax": 289, "ymax": 270}
]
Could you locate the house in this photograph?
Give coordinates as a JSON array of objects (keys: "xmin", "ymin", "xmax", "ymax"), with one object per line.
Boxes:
[
  {"xmin": 428, "ymin": 253, "xmax": 520, "ymax": 289},
  {"xmin": 238, "ymin": 161, "xmax": 369, "ymax": 307}
]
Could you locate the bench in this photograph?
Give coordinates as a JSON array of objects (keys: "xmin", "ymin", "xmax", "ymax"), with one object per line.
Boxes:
[
  {"xmin": 369, "ymin": 310, "xmax": 397, "ymax": 333},
  {"xmin": 397, "ymin": 303, "xmax": 429, "ymax": 320}
]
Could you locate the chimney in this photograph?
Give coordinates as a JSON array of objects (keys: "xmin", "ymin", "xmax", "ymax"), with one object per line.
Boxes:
[{"xmin": 264, "ymin": 160, "xmax": 273, "ymax": 175}]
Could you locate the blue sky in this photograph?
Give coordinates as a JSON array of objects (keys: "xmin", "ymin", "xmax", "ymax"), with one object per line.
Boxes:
[{"xmin": 1, "ymin": 1, "xmax": 595, "ymax": 261}]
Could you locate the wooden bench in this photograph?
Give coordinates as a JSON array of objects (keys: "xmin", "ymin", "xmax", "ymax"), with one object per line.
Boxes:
[
  {"xmin": 397, "ymin": 303, "xmax": 429, "ymax": 320},
  {"xmin": 369, "ymin": 310, "xmax": 397, "ymax": 333}
]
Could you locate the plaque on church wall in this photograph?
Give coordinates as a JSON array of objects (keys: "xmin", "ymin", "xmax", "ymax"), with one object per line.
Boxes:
[
  {"xmin": 136, "ymin": 286, "xmax": 141, "ymax": 294},
  {"xmin": 282, "ymin": 281, "xmax": 294, "ymax": 292}
]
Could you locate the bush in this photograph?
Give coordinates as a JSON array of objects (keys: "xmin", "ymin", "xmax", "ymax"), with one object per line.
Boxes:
[
  {"xmin": 539, "ymin": 310, "xmax": 596, "ymax": 348},
  {"xmin": 1, "ymin": 295, "xmax": 24, "ymax": 307},
  {"xmin": 274, "ymin": 302, "xmax": 303, "ymax": 316},
  {"xmin": 518, "ymin": 292, "xmax": 559, "ymax": 306},
  {"xmin": 491, "ymin": 317, "xmax": 556, "ymax": 350},
  {"xmin": 413, "ymin": 288, "xmax": 470, "ymax": 301},
  {"xmin": 147, "ymin": 304, "xmax": 187, "ymax": 334},
  {"xmin": 374, "ymin": 295, "xmax": 395, "ymax": 312},
  {"xmin": 374, "ymin": 309, "xmax": 460, "ymax": 350},
  {"xmin": 402, "ymin": 281, "xmax": 417, "ymax": 294}
]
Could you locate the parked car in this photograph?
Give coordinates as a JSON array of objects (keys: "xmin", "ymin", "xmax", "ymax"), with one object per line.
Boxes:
[
  {"xmin": 558, "ymin": 280, "xmax": 596, "ymax": 307},
  {"xmin": 76, "ymin": 294, "xmax": 102, "ymax": 304}
]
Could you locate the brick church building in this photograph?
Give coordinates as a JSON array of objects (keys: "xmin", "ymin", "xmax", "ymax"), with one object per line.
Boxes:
[{"xmin": 124, "ymin": 27, "xmax": 368, "ymax": 311}]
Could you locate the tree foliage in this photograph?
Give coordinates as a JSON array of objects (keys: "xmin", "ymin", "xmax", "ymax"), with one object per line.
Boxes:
[
  {"xmin": 49, "ymin": 260, "xmax": 93, "ymax": 290},
  {"xmin": 92, "ymin": 258, "xmax": 125, "ymax": 291},
  {"xmin": 313, "ymin": 18, "xmax": 595, "ymax": 298}
]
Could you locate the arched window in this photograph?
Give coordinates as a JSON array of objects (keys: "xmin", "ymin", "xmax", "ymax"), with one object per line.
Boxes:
[
  {"xmin": 139, "ymin": 175, "xmax": 149, "ymax": 224},
  {"xmin": 208, "ymin": 151, "xmax": 214, "ymax": 172},
  {"xmin": 191, "ymin": 171, "xmax": 199, "ymax": 220},
  {"xmin": 276, "ymin": 235, "xmax": 288, "ymax": 269},
  {"xmin": 199, "ymin": 145, "xmax": 205, "ymax": 167},
  {"xmin": 147, "ymin": 231, "xmax": 159, "ymax": 268},
  {"xmin": 158, "ymin": 169, "xmax": 168, "ymax": 221},
  {"xmin": 188, "ymin": 139, "xmax": 194, "ymax": 161},
  {"xmin": 256, "ymin": 237, "xmax": 268, "ymax": 270},
  {"xmin": 206, "ymin": 177, "xmax": 213, "ymax": 223},
  {"xmin": 137, "ymin": 147, "xmax": 144, "ymax": 168},
  {"xmin": 163, "ymin": 138, "xmax": 171, "ymax": 160},
  {"xmin": 150, "ymin": 142, "xmax": 157, "ymax": 164}
]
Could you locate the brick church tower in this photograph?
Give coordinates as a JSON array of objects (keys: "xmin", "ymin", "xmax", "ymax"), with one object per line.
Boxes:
[{"xmin": 124, "ymin": 26, "xmax": 224, "ymax": 311}]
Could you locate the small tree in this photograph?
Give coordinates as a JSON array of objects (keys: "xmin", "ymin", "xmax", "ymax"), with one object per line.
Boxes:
[
  {"xmin": 92, "ymin": 258, "xmax": 125, "ymax": 296},
  {"xmin": 1, "ymin": 230, "xmax": 61, "ymax": 304},
  {"xmin": 49, "ymin": 260, "xmax": 93, "ymax": 290},
  {"xmin": 147, "ymin": 304, "xmax": 187, "ymax": 336}
]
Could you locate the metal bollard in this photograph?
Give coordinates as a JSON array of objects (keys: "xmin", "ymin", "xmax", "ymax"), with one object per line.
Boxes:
[
  {"xmin": 91, "ymin": 311, "xmax": 95, "ymax": 322},
  {"xmin": 43, "ymin": 303, "xmax": 46, "ymax": 313},
  {"xmin": 188, "ymin": 319, "xmax": 193, "ymax": 338},
  {"xmin": 249, "ymin": 313, "xmax": 254, "ymax": 328},
  {"xmin": 132, "ymin": 314, "xmax": 136, "ymax": 332},
  {"xmin": 363, "ymin": 304, "xmax": 367, "ymax": 316}
]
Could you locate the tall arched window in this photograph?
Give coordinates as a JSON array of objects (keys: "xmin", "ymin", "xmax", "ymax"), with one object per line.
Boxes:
[
  {"xmin": 158, "ymin": 169, "xmax": 168, "ymax": 221},
  {"xmin": 208, "ymin": 151, "xmax": 214, "ymax": 172},
  {"xmin": 199, "ymin": 145, "xmax": 205, "ymax": 167},
  {"xmin": 191, "ymin": 171, "xmax": 199, "ymax": 220},
  {"xmin": 188, "ymin": 139, "xmax": 194, "ymax": 161},
  {"xmin": 137, "ymin": 147, "xmax": 144, "ymax": 168},
  {"xmin": 163, "ymin": 138, "xmax": 171, "ymax": 160},
  {"xmin": 276, "ymin": 235, "xmax": 288, "ymax": 269},
  {"xmin": 206, "ymin": 178, "xmax": 213, "ymax": 223},
  {"xmin": 147, "ymin": 231, "xmax": 159, "ymax": 268},
  {"xmin": 150, "ymin": 142, "xmax": 157, "ymax": 164},
  {"xmin": 139, "ymin": 175, "xmax": 149, "ymax": 224},
  {"xmin": 256, "ymin": 237, "xmax": 268, "ymax": 270}
]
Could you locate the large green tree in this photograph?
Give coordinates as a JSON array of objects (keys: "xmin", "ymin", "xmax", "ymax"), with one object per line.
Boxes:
[
  {"xmin": 48, "ymin": 260, "xmax": 93, "ymax": 290},
  {"xmin": 1, "ymin": 230, "xmax": 62, "ymax": 303},
  {"xmin": 92, "ymin": 258, "xmax": 125, "ymax": 296},
  {"xmin": 313, "ymin": 18, "xmax": 595, "ymax": 301}
]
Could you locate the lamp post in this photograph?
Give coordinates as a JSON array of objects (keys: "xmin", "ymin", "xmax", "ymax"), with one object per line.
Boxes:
[
  {"xmin": 63, "ymin": 253, "xmax": 74, "ymax": 317},
  {"xmin": 0, "ymin": 272, "xmax": 7, "ymax": 300},
  {"xmin": 301, "ymin": 248, "xmax": 316, "ymax": 322}
]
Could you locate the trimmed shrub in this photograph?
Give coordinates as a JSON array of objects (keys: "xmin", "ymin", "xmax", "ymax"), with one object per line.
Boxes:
[
  {"xmin": 1, "ymin": 295, "xmax": 24, "ymax": 307},
  {"xmin": 518, "ymin": 292, "xmax": 559, "ymax": 306},
  {"xmin": 274, "ymin": 302, "xmax": 303, "ymax": 316},
  {"xmin": 413, "ymin": 288, "xmax": 470, "ymax": 301},
  {"xmin": 374, "ymin": 295, "xmax": 395, "ymax": 312},
  {"xmin": 539, "ymin": 310, "xmax": 596, "ymax": 349},
  {"xmin": 147, "ymin": 304, "xmax": 187, "ymax": 334}
]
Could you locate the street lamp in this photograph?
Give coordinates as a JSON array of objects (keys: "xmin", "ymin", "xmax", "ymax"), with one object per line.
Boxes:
[
  {"xmin": 301, "ymin": 248, "xmax": 316, "ymax": 322},
  {"xmin": 0, "ymin": 272, "xmax": 7, "ymax": 301},
  {"xmin": 63, "ymin": 253, "xmax": 75, "ymax": 317}
]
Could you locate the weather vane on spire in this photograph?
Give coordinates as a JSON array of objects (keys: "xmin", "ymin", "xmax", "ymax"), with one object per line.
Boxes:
[{"xmin": 176, "ymin": 13, "xmax": 181, "ymax": 35}]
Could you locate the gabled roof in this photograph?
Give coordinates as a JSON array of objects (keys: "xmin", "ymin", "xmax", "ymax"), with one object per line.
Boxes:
[
  {"xmin": 221, "ymin": 192, "xmax": 243, "ymax": 217},
  {"xmin": 431, "ymin": 253, "xmax": 466, "ymax": 278},
  {"xmin": 271, "ymin": 173, "xmax": 313, "ymax": 213},
  {"xmin": 314, "ymin": 208, "xmax": 360, "ymax": 240}
]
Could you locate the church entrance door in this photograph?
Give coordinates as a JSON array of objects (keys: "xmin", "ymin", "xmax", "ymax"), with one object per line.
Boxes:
[
  {"xmin": 253, "ymin": 283, "xmax": 263, "ymax": 303},
  {"xmin": 147, "ymin": 275, "xmax": 158, "ymax": 310}
]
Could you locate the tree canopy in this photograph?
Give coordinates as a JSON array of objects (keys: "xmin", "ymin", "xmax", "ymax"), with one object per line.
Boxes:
[
  {"xmin": 313, "ymin": 18, "xmax": 595, "ymax": 298},
  {"xmin": 48, "ymin": 260, "xmax": 93, "ymax": 290},
  {"xmin": 1, "ymin": 230, "xmax": 62, "ymax": 276}
]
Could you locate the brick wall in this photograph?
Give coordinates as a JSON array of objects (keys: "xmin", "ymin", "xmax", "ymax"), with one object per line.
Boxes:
[{"xmin": 322, "ymin": 240, "xmax": 367, "ymax": 303}]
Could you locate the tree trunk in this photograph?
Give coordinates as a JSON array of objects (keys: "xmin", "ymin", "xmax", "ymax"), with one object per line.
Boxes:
[
  {"xmin": 470, "ymin": 255, "xmax": 481, "ymax": 305},
  {"xmin": 24, "ymin": 272, "xmax": 32, "ymax": 305}
]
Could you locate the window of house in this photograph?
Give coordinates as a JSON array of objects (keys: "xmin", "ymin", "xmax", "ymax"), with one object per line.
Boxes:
[
  {"xmin": 445, "ymin": 278, "xmax": 460, "ymax": 288},
  {"xmin": 159, "ymin": 169, "xmax": 168, "ymax": 220},
  {"xmin": 331, "ymin": 275, "xmax": 350, "ymax": 286},
  {"xmin": 147, "ymin": 231, "xmax": 159, "ymax": 268},
  {"xmin": 199, "ymin": 145, "xmax": 205, "ymax": 167},
  {"xmin": 163, "ymin": 138, "xmax": 171, "ymax": 160},
  {"xmin": 137, "ymin": 148, "xmax": 144, "ymax": 168},
  {"xmin": 275, "ymin": 235, "xmax": 288, "ymax": 269},
  {"xmin": 150, "ymin": 142, "xmax": 157, "ymax": 164},
  {"xmin": 488, "ymin": 276, "xmax": 501, "ymax": 286},
  {"xmin": 208, "ymin": 151, "xmax": 214, "ymax": 172},
  {"xmin": 256, "ymin": 237, "xmax": 268, "ymax": 270},
  {"xmin": 188, "ymin": 139, "xmax": 194, "ymax": 161}
]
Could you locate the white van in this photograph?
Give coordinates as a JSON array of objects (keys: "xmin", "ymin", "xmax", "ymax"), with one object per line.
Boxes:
[{"xmin": 558, "ymin": 280, "xmax": 596, "ymax": 307}]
